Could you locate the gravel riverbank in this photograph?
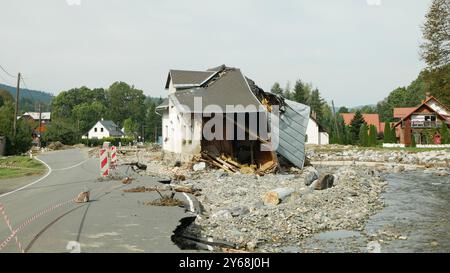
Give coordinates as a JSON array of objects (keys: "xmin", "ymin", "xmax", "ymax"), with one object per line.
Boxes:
[{"xmin": 115, "ymin": 146, "xmax": 419, "ymax": 252}]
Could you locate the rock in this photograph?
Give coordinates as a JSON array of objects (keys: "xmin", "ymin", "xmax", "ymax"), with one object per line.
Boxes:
[
  {"xmin": 304, "ymin": 167, "xmax": 319, "ymax": 186},
  {"xmin": 193, "ymin": 162, "xmax": 206, "ymax": 171},
  {"xmin": 246, "ymin": 241, "xmax": 258, "ymax": 251},
  {"xmin": 211, "ymin": 210, "xmax": 233, "ymax": 220},
  {"xmin": 229, "ymin": 206, "xmax": 250, "ymax": 217},
  {"xmin": 367, "ymin": 241, "xmax": 381, "ymax": 253},
  {"xmin": 263, "ymin": 188, "xmax": 295, "ymax": 206},
  {"xmin": 393, "ymin": 165, "xmax": 405, "ymax": 173},
  {"xmin": 310, "ymin": 174, "xmax": 334, "ymax": 190},
  {"xmin": 431, "ymin": 241, "xmax": 439, "ymax": 247}
]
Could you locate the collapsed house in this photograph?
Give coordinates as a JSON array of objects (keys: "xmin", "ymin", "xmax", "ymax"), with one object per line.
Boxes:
[{"xmin": 156, "ymin": 65, "xmax": 310, "ymax": 173}]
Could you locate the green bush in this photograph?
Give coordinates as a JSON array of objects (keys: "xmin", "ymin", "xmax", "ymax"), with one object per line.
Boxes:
[{"xmin": 79, "ymin": 137, "xmax": 134, "ymax": 147}]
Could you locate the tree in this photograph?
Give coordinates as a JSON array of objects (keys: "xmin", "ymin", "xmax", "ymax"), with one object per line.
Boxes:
[
  {"xmin": 42, "ymin": 119, "xmax": 80, "ymax": 145},
  {"xmin": 0, "ymin": 101, "xmax": 33, "ymax": 155},
  {"xmin": 359, "ymin": 124, "xmax": 369, "ymax": 147},
  {"xmin": 411, "ymin": 134, "xmax": 417, "ymax": 147},
  {"xmin": 308, "ymin": 89, "xmax": 324, "ymax": 121},
  {"xmin": 283, "ymin": 82, "xmax": 292, "ymax": 100},
  {"xmin": 72, "ymin": 101, "xmax": 106, "ymax": 134},
  {"xmin": 383, "ymin": 122, "xmax": 391, "ymax": 143},
  {"xmin": 368, "ymin": 125, "xmax": 378, "ymax": 147},
  {"xmin": 338, "ymin": 106, "xmax": 349, "ymax": 113},
  {"xmin": 421, "ymin": 63, "xmax": 450, "ymax": 106},
  {"xmin": 123, "ymin": 118, "xmax": 139, "ymax": 138},
  {"xmin": 292, "ymin": 79, "xmax": 308, "ymax": 104},
  {"xmin": 441, "ymin": 125, "xmax": 449, "ymax": 144},
  {"xmin": 270, "ymin": 82, "xmax": 284, "ymax": 96},
  {"xmin": 420, "ymin": 0, "xmax": 450, "ymax": 68},
  {"xmin": 390, "ymin": 125, "xmax": 398, "ymax": 143},
  {"xmin": 350, "ymin": 110, "xmax": 367, "ymax": 141},
  {"xmin": 105, "ymin": 82, "xmax": 146, "ymax": 127}
]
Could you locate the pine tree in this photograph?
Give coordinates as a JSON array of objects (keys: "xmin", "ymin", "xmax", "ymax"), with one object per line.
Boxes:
[
  {"xmin": 359, "ymin": 124, "xmax": 369, "ymax": 147},
  {"xmin": 383, "ymin": 122, "xmax": 391, "ymax": 143},
  {"xmin": 292, "ymin": 80, "xmax": 307, "ymax": 104},
  {"xmin": 270, "ymin": 82, "xmax": 284, "ymax": 96},
  {"xmin": 420, "ymin": 0, "xmax": 450, "ymax": 68},
  {"xmin": 283, "ymin": 82, "xmax": 292, "ymax": 100},
  {"xmin": 350, "ymin": 110, "xmax": 366, "ymax": 141},
  {"xmin": 441, "ymin": 124, "xmax": 449, "ymax": 144},
  {"xmin": 411, "ymin": 134, "xmax": 417, "ymax": 147},
  {"xmin": 390, "ymin": 125, "xmax": 397, "ymax": 143},
  {"xmin": 369, "ymin": 125, "xmax": 378, "ymax": 147}
]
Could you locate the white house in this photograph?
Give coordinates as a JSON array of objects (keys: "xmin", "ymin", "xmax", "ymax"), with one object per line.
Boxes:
[
  {"xmin": 86, "ymin": 120, "xmax": 125, "ymax": 139},
  {"xmin": 306, "ymin": 116, "xmax": 329, "ymax": 145}
]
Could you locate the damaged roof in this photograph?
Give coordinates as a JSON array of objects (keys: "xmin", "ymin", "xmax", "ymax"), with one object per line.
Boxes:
[
  {"xmin": 165, "ymin": 70, "xmax": 217, "ymax": 89},
  {"xmin": 168, "ymin": 67, "xmax": 264, "ymax": 113}
]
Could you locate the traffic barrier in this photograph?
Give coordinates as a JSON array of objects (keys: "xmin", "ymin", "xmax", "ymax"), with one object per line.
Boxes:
[
  {"xmin": 110, "ymin": 146, "xmax": 117, "ymax": 169},
  {"xmin": 100, "ymin": 149, "xmax": 109, "ymax": 177}
]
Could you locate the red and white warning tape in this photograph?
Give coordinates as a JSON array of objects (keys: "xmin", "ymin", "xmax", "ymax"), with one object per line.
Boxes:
[
  {"xmin": 0, "ymin": 198, "xmax": 76, "ymax": 252},
  {"xmin": 0, "ymin": 203, "xmax": 24, "ymax": 253}
]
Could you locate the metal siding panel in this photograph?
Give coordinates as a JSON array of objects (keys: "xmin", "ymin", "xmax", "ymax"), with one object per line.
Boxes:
[{"xmin": 275, "ymin": 100, "xmax": 310, "ymax": 169}]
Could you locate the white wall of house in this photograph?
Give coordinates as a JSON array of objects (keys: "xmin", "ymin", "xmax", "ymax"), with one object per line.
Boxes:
[
  {"xmin": 162, "ymin": 97, "xmax": 203, "ymax": 158},
  {"xmin": 319, "ymin": 132, "xmax": 329, "ymax": 145},
  {"xmin": 306, "ymin": 118, "xmax": 320, "ymax": 145},
  {"xmin": 306, "ymin": 118, "xmax": 329, "ymax": 145},
  {"xmin": 87, "ymin": 121, "xmax": 112, "ymax": 139}
]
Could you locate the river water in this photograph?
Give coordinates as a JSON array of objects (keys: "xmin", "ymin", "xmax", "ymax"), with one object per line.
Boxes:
[{"xmin": 291, "ymin": 170, "xmax": 450, "ymax": 253}]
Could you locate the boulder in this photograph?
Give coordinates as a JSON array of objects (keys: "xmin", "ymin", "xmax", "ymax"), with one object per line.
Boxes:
[
  {"xmin": 211, "ymin": 210, "xmax": 233, "ymax": 220},
  {"xmin": 229, "ymin": 206, "xmax": 250, "ymax": 217},
  {"xmin": 310, "ymin": 174, "xmax": 335, "ymax": 190},
  {"xmin": 193, "ymin": 162, "xmax": 206, "ymax": 171},
  {"xmin": 304, "ymin": 167, "xmax": 319, "ymax": 186}
]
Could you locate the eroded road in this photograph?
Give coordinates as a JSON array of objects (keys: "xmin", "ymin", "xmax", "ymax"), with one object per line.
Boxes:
[{"xmin": 0, "ymin": 148, "xmax": 192, "ymax": 253}]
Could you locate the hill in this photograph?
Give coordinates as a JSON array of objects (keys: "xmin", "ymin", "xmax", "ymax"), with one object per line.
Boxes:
[{"xmin": 0, "ymin": 83, "xmax": 54, "ymax": 112}]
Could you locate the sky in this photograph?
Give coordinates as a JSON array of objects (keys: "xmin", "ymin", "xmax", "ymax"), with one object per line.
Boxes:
[{"xmin": 0, "ymin": 0, "xmax": 432, "ymax": 107}]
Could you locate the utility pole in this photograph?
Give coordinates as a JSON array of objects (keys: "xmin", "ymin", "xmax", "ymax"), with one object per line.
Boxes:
[
  {"xmin": 13, "ymin": 72, "xmax": 21, "ymax": 137},
  {"xmin": 331, "ymin": 100, "xmax": 340, "ymax": 141},
  {"xmin": 38, "ymin": 103, "xmax": 42, "ymax": 148}
]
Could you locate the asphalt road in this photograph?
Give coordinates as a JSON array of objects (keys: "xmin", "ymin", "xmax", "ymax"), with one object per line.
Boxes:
[{"xmin": 0, "ymin": 148, "xmax": 195, "ymax": 253}]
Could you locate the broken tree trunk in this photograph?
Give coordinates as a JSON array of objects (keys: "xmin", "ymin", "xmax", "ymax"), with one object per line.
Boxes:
[{"xmin": 263, "ymin": 187, "xmax": 294, "ymax": 205}]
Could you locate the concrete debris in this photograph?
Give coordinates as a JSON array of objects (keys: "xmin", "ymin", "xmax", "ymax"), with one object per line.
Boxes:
[
  {"xmin": 263, "ymin": 188, "xmax": 295, "ymax": 206},
  {"xmin": 193, "ymin": 162, "xmax": 206, "ymax": 172},
  {"xmin": 75, "ymin": 191, "xmax": 90, "ymax": 203}
]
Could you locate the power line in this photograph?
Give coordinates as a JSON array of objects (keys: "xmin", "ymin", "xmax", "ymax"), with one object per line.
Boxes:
[{"xmin": 0, "ymin": 64, "xmax": 17, "ymax": 78}]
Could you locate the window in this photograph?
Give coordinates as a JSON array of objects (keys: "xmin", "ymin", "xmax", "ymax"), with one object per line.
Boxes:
[
  {"xmin": 101, "ymin": 128, "xmax": 104, "ymax": 132},
  {"xmin": 94, "ymin": 128, "xmax": 97, "ymax": 132}
]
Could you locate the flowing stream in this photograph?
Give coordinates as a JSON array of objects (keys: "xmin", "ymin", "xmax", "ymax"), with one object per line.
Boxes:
[{"xmin": 287, "ymin": 170, "xmax": 450, "ymax": 253}]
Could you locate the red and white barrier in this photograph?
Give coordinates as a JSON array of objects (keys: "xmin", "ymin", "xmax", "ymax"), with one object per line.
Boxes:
[
  {"xmin": 110, "ymin": 146, "xmax": 117, "ymax": 166},
  {"xmin": 99, "ymin": 148, "xmax": 109, "ymax": 177}
]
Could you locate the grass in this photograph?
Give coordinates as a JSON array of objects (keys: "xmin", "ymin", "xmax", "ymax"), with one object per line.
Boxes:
[{"xmin": 0, "ymin": 156, "xmax": 46, "ymax": 180}]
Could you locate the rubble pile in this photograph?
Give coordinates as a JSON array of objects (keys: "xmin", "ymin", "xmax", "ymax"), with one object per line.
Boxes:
[{"xmin": 180, "ymin": 166, "xmax": 387, "ymax": 252}]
